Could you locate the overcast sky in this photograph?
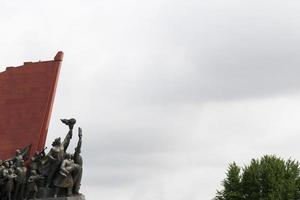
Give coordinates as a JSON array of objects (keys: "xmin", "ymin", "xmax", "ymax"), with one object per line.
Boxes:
[{"xmin": 1, "ymin": 0, "xmax": 300, "ymax": 199}]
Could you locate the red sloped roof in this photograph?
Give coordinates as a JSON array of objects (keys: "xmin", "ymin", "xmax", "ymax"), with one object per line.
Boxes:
[{"xmin": 0, "ymin": 52, "xmax": 63, "ymax": 159}]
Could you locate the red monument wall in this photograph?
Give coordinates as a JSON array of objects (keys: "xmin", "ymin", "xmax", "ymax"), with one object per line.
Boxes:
[{"xmin": 0, "ymin": 52, "xmax": 63, "ymax": 159}]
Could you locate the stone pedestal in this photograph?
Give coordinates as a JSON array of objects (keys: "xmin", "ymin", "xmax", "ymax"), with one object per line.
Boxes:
[
  {"xmin": 32, "ymin": 194, "xmax": 85, "ymax": 200},
  {"xmin": 35, "ymin": 187, "xmax": 85, "ymax": 200}
]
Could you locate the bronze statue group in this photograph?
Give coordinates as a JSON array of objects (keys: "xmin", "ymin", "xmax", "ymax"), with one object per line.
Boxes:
[{"xmin": 0, "ymin": 119, "xmax": 83, "ymax": 200}]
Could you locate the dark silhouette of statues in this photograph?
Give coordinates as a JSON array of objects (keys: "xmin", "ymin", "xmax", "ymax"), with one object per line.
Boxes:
[{"xmin": 0, "ymin": 118, "xmax": 85, "ymax": 199}]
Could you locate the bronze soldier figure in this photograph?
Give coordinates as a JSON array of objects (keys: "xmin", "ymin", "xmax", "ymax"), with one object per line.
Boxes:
[
  {"xmin": 25, "ymin": 170, "xmax": 44, "ymax": 200},
  {"xmin": 14, "ymin": 149, "xmax": 24, "ymax": 168},
  {"xmin": 30, "ymin": 148, "xmax": 46, "ymax": 174},
  {"xmin": 3, "ymin": 164, "xmax": 17, "ymax": 200},
  {"xmin": 14, "ymin": 160, "xmax": 27, "ymax": 200}
]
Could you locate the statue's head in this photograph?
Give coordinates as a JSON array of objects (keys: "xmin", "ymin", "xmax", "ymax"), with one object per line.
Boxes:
[
  {"xmin": 16, "ymin": 149, "xmax": 21, "ymax": 156},
  {"xmin": 20, "ymin": 159, "xmax": 25, "ymax": 167},
  {"xmin": 52, "ymin": 137, "xmax": 61, "ymax": 146},
  {"xmin": 4, "ymin": 161, "xmax": 9, "ymax": 168},
  {"xmin": 65, "ymin": 153, "xmax": 73, "ymax": 160}
]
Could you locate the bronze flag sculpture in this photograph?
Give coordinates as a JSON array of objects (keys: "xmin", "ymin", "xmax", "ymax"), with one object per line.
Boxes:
[{"xmin": 0, "ymin": 53, "xmax": 86, "ymax": 199}]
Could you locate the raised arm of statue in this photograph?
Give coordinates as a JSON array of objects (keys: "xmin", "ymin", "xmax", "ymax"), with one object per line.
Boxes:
[
  {"xmin": 62, "ymin": 130, "xmax": 72, "ymax": 152},
  {"xmin": 74, "ymin": 127, "xmax": 82, "ymax": 156}
]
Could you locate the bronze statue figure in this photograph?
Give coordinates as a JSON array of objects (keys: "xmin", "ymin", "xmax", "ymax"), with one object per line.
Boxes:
[
  {"xmin": 53, "ymin": 153, "xmax": 78, "ymax": 197},
  {"xmin": 44, "ymin": 119, "xmax": 74, "ymax": 187},
  {"xmin": 3, "ymin": 164, "xmax": 17, "ymax": 200},
  {"xmin": 14, "ymin": 160, "xmax": 27, "ymax": 200},
  {"xmin": 25, "ymin": 170, "xmax": 44, "ymax": 200}
]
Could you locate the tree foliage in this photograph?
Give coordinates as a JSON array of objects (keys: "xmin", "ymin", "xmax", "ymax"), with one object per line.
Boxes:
[{"xmin": 215, "ymin": 155, "xmax": 300, "ymax": 200}]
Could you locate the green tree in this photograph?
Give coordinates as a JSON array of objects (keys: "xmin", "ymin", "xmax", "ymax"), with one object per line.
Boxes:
[
  {"xmin": 241, "ymin": 159, "xmax": 261, "ymax": 200},
  {"xmin": 215, "ymin": 155, "xmax": 300, "ymax": 200},
  {"xmin": 259, "ymin": 155, "xmax": 286, "ymax": 200},
  {"xmin": 216, "ymin": 162, "xmax": 243, "ymax": 200},
  {"xmin": 283, "ymin": 159, "xmax": 300, "ymax": 200}
]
